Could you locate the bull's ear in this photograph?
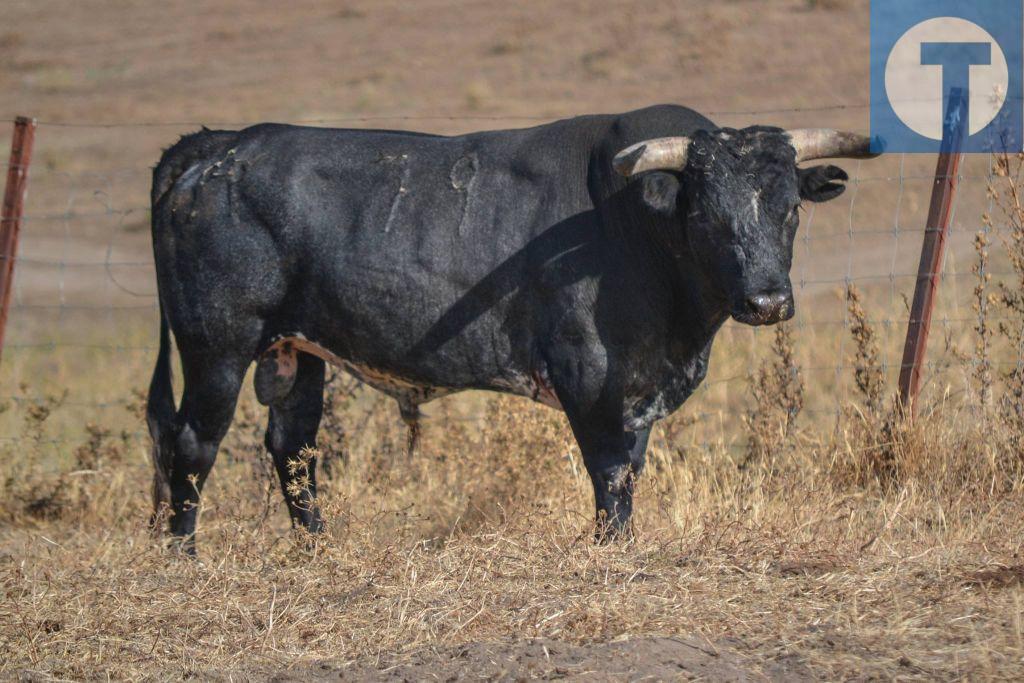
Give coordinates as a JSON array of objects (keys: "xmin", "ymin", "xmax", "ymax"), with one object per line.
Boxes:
[
  {"xmin": 640, "ymin": 172, "xmax": 681, "ymax": 216},
  {"xmin": 798, "ymin": 164, "xmax": 849, "ymax": 203}
]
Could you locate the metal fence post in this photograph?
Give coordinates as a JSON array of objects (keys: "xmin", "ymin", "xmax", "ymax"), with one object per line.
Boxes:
[
  {"xmin": 897, "ymin": 89, "xmax": 966, "ymax": 416},
  {"xmin": 0, "ymin": 116, "xmax": 37, "ymax": 369}
]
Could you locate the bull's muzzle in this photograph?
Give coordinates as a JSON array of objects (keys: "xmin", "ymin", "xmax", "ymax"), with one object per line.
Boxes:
[{"xmin": 733, "ymin": 292, "xmax": 794, "ymax": 326}]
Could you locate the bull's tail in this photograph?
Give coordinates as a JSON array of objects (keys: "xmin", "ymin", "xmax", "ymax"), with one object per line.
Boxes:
[{"xmin": 147, "ymin": 299, "xmax": 177, "ymax": 528}]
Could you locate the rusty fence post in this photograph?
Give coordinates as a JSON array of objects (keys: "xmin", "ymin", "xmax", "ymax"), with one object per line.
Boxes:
[
  {"xmin": 897, "ymin": 89, "xmax": 966, "ymax": 416},
  {"xmin": 0, "ymin": 116, "xmax": 37, "ymax": 369}
]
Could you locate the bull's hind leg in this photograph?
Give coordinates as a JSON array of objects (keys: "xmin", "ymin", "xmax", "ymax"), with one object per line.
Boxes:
[
  {"xmin": 168, "ymin": 352, "xmax": 250, "ymax": 553},
  {"xmin": 264, "ymin": 352, "xmax": 326, "ymax": 533}
]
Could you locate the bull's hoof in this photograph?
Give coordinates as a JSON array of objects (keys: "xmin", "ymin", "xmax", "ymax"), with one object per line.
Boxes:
[
  {"xmin": 254, "ymin": 342, "xmax": 298, "ymax": 405},
  {"xmin": 148, "ymin": 501, "xmax": 172, "ymax": 538},
  {"xmin": 592, "ymin": 465, "xmax": 635, "ymax": 543},
  {"xmin": 593, "ymin": 511, "xmax": 635, "ymax": 544},
  {"xmin": 166, "ymin": 534, "xmax": 198, "ymax": 558}
]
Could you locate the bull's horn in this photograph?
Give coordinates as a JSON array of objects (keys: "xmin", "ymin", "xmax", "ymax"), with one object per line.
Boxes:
[
  {"xmin": 612, "ymin": 137, "xmax": 691, "ymax": 177},
  {"xmin": 786, "ymin": 129, "xmax": 880, "ymax": 163}
]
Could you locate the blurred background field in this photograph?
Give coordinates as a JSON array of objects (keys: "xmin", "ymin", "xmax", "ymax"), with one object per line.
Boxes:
[{"xmin": 3, "ymin": 1, "xmax": 1024, "ymax": 680}]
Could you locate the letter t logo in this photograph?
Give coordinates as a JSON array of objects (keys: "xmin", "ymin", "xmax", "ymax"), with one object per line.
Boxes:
[{"xmin": 920, "ymin": 42, "xmax": 992, "ymax": 137}]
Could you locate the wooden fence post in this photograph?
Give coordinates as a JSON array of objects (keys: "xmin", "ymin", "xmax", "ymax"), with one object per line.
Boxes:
[
  {"xmin": 897, "ymin": 89, "xmax": 966, "ymax": 416},
  {"xmin": 0, "ymin": 116, "xmax": 37, "ymax": 369}
]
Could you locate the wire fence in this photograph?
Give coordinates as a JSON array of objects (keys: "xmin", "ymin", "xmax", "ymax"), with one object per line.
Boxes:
[{"xmin": 0, "ymin": 111, "xmax": 1011, "ymax": 458}]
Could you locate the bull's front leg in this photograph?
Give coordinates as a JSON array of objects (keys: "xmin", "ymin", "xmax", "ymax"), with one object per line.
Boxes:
[
  {"xmin": 548, "ymin": 349, "xmax": 647, "ymax": 540},
  {"xmin": 572, "ymin": 424, "xmax": 650, "ymax": 540},
  {"xmin": 580, "ymin": 425, "xmax": 635, "ymax": 538}
]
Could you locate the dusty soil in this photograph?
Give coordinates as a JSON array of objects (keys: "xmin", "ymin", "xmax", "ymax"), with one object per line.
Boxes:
[{"xmin": 286, "ymin": 637, "xmax": 809, "ymax": 681}]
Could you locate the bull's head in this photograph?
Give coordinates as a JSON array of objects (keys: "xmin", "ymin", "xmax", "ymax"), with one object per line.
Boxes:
[{"xmin": 613, "ymin": 128, "xmax": 878, "ymax": 326}]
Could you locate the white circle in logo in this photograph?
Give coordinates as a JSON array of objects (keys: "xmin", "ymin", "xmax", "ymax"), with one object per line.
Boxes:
[{"xmin": 885, "ymin": 17, "xmax": 1008, "ymax": 140}]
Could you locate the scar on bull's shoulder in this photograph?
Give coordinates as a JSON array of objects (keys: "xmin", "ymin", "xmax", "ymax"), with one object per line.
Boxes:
[
  {"xmin": 449, "ymin": 153, "xmax": 479, "ymax": 236},
  {"xmin": 383, "ymin": 153, "xmax": 411, "ymax": 233}
]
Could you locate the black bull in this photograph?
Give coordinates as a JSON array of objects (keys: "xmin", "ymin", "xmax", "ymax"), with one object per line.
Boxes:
[{"xmin": 146, "ymin": 104, "xmax": 878, "ymax": 551}]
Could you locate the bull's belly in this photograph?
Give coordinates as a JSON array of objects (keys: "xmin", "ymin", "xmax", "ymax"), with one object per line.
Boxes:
[
  {"xmin": 252, "ymin": 334, "xmax": 562, "ymax": 411},
  {"xmin": 253, "ymin": 335, "xmax": 688, "ymax": 431}
]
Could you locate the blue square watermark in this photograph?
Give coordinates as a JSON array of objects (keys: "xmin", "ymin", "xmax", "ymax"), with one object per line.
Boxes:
[{"xmin": 871, "ymin": 0, "xmax": 1023, "ymax": 153}]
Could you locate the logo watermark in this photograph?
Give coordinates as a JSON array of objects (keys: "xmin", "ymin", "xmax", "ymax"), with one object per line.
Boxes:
[{"xmin": 871, "ymin": 0, "xmax": 1022, "ymax": 153}]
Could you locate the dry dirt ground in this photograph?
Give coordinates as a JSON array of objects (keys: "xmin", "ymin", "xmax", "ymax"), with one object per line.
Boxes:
[
  {"xmin": 285, "ymin": 637, "xmax": 811, "ymax": 681},
  {"xmin": 3, "ymin": 1, "xmax": 1023, "ymax": 681}
]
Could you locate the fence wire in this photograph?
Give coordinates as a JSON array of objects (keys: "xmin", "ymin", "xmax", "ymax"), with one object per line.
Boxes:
[{"xmin": 0, "ymin": 113, "xmax": 1012, "ymax": 459}]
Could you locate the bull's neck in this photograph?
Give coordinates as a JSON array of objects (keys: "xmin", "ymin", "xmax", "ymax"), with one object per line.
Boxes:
[{"xmin": 597, "ymin": 186, "xmax": 730, "ymax": 354}]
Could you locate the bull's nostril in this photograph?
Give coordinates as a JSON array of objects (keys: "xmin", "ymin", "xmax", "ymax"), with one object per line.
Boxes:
[{"xmin": 746, "ymin": 295, "xmax": 772, "ymax": 315}]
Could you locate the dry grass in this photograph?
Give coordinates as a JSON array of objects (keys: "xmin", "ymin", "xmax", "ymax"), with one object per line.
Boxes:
[{"xmin": 4, "ymin": 322, "xmax": 1024, "ymax": 679}]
